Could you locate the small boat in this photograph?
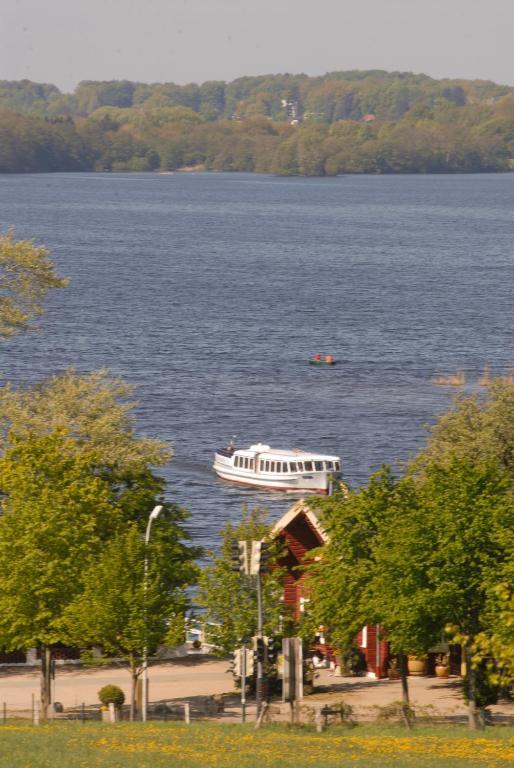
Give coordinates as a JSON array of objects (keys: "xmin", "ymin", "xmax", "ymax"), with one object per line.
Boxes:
[
  {"xmin": 213, "ymin": 441, "xmax": 342, "ymax": 494},
  {"xmin": 309, "ymin": 354, "xmax": 336, "ymax": 366}
]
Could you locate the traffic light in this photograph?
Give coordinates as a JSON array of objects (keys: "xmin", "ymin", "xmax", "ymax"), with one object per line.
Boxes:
[
  {"xmin": 245, "ymin": 647, "xmax": 254, "ymax": 676},
  {"xmin": 231, "ymin": 540, "xmax": 249, "ymax": 574},
  {"xmin": 250, "ymin": 541, "xmax": 261, "ymax": 575},
  {"xmin": 252, "ymin": 636, "xmax": 268, "ymax": 664},
  {"xmin": 267, "ymin": 636, "xmax": 280, "ymax": 664},
  {"xmin": 233, "ymin": 648, "xmax": 242, "ymax": 677},
  {"xmin": 256, "ymin": 637, "xmax": 266, "ymax": 663},
  {"xmin": 232, "ymin": 647, "xmax": 254, "ymax": 678}
]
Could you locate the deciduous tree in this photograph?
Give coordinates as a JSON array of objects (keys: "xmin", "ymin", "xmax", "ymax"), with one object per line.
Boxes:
[{"xmin": 0, "ymin": 230, "xmax": 67, "ymax": 337}]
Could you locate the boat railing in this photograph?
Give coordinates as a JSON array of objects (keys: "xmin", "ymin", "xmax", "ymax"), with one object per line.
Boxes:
[{"xmin": 216, "ymin": 447, "xmax": 235, "ymax": 458}]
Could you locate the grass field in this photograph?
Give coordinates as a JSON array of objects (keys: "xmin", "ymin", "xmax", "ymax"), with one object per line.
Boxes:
[{"xmin": 0, "ymin": 722, "xmax": 512, "ymax": 768}]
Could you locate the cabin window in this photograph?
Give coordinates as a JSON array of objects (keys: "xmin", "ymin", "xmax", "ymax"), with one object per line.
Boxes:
[
  {"xmin": 304, "ymin": 461, "xmax": 313, "ymax": 472},
  {"xmin": 245, "ymin": 457, "xmax": 249, "ymax": 469},
  {"xmin": 259, "ymin": 460, "xmax": 265, "ymax": 471},
  {"xmin": 265, "ymin": 461, "xmax": 270, "ymax": 471},
  {"xmin": 234, "ymin": 456, "xmax": 239, "ymax": 467},
  {"xmin": 335, "ymin": 461, "xmax": 340, "ymax": 471},
  {"xmin": 270, "ymin": 462, "xmax": 275, "ymax": 472},
  {"xmin": 314, "ymin": 461, "xmax": 323, "ymax": 471},
  {"xmin": 249, "ymin": 459, "xmax": 254, "ymax": 470},
  {"xmin": 325, "ymin": 461, "xmax": 333, "ymax": 471},
  {"xmin": 297, "ymin": 462, "xmax": 303, "ymax": 472},
  {"xmin": 276, "ymin": 463, "xmax": 282, "ymax": 472},
  {"xmin": 290, "ymin": 462, "xmax": 297, "ymax": 472}
]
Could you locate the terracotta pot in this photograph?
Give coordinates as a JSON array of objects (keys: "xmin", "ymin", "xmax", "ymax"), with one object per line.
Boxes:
[
  {"xmin": 407, "ymin": 657, "xmax": 426, "ymax": 676},
  {"xmin": 435, "ymin": 665, "xmax": 450, "ymax": 679}
]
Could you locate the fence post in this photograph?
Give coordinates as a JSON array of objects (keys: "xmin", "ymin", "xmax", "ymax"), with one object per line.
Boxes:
[
  {"xmin": 34, "ymin": 699, "xmax": 40, "ymax": 726},
  {"xmin": 81, "ymin": 702, "xmax": 85, "ymax": 723},
  {"xmin": 2, "ymin": 702, "xmax": 6, "ymax": 724},
  {"xmin": 184, "ymin": 703, "xmax": 190, "ymax": 724},
  {"xmin": 315, "ymin": 705, "xmax": 323, "ymax": 733}
]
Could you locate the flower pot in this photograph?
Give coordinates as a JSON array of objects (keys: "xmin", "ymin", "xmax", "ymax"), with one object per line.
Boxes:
[
  {"xmin": 435, "ymin": 665, "xmax": 449, "ymax": 679},
  {"xmin": 407, "ymin": 657, "xmax": 426, "ymax": 676}
]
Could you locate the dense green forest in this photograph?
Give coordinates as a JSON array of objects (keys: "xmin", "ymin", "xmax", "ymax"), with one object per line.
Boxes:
[{"xmin": 0, "ymin": 71, "xmax": 513, "ymax": 175}]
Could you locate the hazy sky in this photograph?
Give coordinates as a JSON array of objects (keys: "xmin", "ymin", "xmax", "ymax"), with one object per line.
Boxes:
[{"xmin": 1, "ymin": 0, "xmax": 513, "ymax": 91}]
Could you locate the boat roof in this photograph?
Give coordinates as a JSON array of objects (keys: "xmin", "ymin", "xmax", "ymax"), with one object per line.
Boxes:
[{"xmin": 235, "ymin": 443, "xmax": 340, "ymax": 462}]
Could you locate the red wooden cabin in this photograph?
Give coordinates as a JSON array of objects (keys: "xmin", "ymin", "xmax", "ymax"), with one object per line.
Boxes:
[{"xmin": 271, "ymin": 500, "xmax": 389, "ymax": 677}]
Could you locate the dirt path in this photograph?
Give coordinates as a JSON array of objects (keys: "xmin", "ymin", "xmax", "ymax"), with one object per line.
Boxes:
[{"xmin": 1, "ymin": 659, "xmax": 512, "ymax": 723}]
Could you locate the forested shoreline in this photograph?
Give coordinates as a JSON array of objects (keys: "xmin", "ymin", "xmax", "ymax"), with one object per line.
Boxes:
[{"xmin": 1, "ymin": 70, "xmax": 513, "ymax": 175}]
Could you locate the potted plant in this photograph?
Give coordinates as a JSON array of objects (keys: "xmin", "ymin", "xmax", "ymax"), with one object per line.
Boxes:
[
  {"xmin": 387, "ymin": 657, "xmax": 401, "ymax": 680},
  {"xmin": 435, "ymin": 653, "xmax": 450, "ymax": 678},
  {"xmin": 98, "ymin": 684, "xmax": 125, "ymax": 721},
  {"xmin": 407, "ymin": 655, "xmax": 427, "ymax": 676}
]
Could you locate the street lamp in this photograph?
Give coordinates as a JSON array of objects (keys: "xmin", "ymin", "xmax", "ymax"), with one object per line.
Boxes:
[{"xmin": 142, "ymin": 504, "xmax": 163, "ymax": 723}]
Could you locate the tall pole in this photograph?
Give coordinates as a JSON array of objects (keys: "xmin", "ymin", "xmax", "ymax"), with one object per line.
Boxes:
[
  {"xmin": 241, "ymin": 644, "xmax": 247, "ymax": 723},
  {"xmin": 256, "ymin": 571, "xmax": 263, "ymax": 718},
  {"xmin": 142, "ymin": 505, "xmax": 163, "ymax": 723}
]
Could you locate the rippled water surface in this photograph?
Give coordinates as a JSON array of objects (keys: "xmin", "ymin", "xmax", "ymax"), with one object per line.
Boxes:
[{"xmin": 1, "ymin": 172, "xmax": 513, "ymax": 549}]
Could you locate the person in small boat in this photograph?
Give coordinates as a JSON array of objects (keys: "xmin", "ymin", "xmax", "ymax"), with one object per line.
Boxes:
[
  {"xmin": 325, "ymin": 354, "xmax": 333, "ymax": 364},
  {"xmin": 314, "ymin": 353, "xmax": 321, "ymax": 361}
]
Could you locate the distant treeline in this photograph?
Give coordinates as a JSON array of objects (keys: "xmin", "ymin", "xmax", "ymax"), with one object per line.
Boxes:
[{"xmin": 0, "ymin": 71, "xmax": 513, "ymax": 175}]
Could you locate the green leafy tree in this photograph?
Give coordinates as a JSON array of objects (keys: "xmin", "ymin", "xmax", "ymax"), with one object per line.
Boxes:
[
  {"xmin": 64, "ymin": 512, "xmax": 199, "ymax": 720},
  {"xmin": 306, "ymin": 458, "xmax": 513, "ymax": 728},
  {"xmin": 0, "ymin": 432, "xmax": 121, "ymax": 719},
  {"xmin": 0, "ymin": 368, "xmax": 169, "ymax": 471},
  {"xmin": 0, "ymin": 230, "xmax": 67, "ymax": 337},
  {"xmin": 416, "ymin": 377, "xmax": 514, "ymax": 477},
  {"xmin": 409, "ymin": 459, "xmax": 513, "ymax": 728},
  {"xmin": 197, "ymin": 508, "xmax": 288, "ymax": 655},
  {"xmin": 305, "ymin": 470, "xmax": 420, "ymax": 710}
]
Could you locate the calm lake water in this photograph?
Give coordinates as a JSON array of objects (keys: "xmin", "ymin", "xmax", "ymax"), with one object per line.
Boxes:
[{"xmin": 0, "ymin": 172, "xmax": 513, "ymax": 550}]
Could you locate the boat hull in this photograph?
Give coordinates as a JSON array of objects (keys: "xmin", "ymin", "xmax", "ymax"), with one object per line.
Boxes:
[{"xmin": 213, "ymin": 455, "xmax": 334, "ymax": 494}]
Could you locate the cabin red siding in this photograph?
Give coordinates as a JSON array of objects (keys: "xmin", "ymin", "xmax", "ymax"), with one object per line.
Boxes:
[{"xmin": 274, "ymin": 502, "xmax": 389, "ymax": 677}]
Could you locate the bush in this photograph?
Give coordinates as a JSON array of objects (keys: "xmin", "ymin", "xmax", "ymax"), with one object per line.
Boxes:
[{"xmin": 98, "ymin": 684, "xmax": 125, "ymax": 708}]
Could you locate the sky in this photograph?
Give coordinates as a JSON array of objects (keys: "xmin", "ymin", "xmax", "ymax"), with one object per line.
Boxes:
[{"xmin": 1, "ymin": 0, "xmax": 513, "ymax": 91}]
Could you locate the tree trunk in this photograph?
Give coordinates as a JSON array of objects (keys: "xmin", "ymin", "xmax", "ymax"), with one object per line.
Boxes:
[
  {"xmin": 465, "ymin": 642, "xmax": 479, "ymax": 730},
  {"xmin": 129, "ymin": 658, "xmax": 137, "ymax": 722},
  {"xmin": 398, "ymin": 653, "xmax": 413, "ymax": 729},
  {"xmin": 399, "ymin": 653, "xmax": 410, "ymax": 704},
  {"xmin": 40, "ymin": 645, "xmax": 52, "ymax": 722}
]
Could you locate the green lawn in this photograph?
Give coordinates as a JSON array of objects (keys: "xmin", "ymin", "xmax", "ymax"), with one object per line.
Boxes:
[{"xmin": 0, "ymin": 722, "xmax": 512, "ymax": 768}]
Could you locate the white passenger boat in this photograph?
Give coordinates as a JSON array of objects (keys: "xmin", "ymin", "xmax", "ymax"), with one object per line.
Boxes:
[{"xmin": 213, "ymin": 441, "xmax": 341, "ymax": 494}]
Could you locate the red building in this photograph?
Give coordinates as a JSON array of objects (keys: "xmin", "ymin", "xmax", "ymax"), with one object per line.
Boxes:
[{"xmin": 271, "ymin": 500, "xmax": 389, "ymax": 677}]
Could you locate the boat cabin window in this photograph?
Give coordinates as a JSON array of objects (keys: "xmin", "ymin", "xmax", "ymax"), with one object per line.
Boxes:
[
  {"xmin": 249, "ymin": 458, "xmax": 254, "ymax": 470},
  {"xmin": 290, "ymin": 462, "xmax": 297, "ymax": 472},
  {"xmin": 265, "ymin": 461, "xmax": 270, "ymax": 471},
  {"xmin": 276, "ymin": 462, "xmax": 281, "ymax": 472},
  {"xmin": 259, "ymin": 460, "xmax": 265, "ymax": 471},
  {"xmin": 270, "ymin": 461, "xmax": 275, "ymax": 472},
  {"xmin": 314, "ymin": 461, "xmax": 323, "ymax": 471},
  {"xmin": 304, "ymin": 461, "xmax": 313, "ymax": 472},
  {"xmin": 325, "ymin": 461, "xmax": 333, "ymax": 470},
  {"xmin": 234, "ymin": 455, "xmax": 239, "ymax": 467},
  {"xmin": 297, "ymin": 462, "xmax": 303, "ymax": 472},
  {"xmin": 282, "ymin": 462, "xmax": 288, "ymax": 472}
]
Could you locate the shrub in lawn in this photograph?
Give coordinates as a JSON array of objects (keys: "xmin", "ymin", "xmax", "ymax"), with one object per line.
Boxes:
[{"xmin": 98, "ymin": 684, "xmax": 125, "ymax": 708}]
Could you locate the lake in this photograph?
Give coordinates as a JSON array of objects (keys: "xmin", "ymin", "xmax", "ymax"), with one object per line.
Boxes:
[{"xmin": 0, "ymin": 172, "xmax": 513, "ymax": 550}]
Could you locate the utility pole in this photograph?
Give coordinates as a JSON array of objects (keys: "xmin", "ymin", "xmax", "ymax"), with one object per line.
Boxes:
[
  {"xmin": 241, "ymin": 643, "xmax": 247, "ymax": 723},
  {"xmin": 256, "ymin": 569, "xmax": 263, "ymax": 718}
]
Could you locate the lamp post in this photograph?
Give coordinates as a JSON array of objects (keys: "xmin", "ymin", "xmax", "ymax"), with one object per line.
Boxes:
[{"xmin": 142, "ymin": 504, "xmax": 163, "ymax": 723}]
